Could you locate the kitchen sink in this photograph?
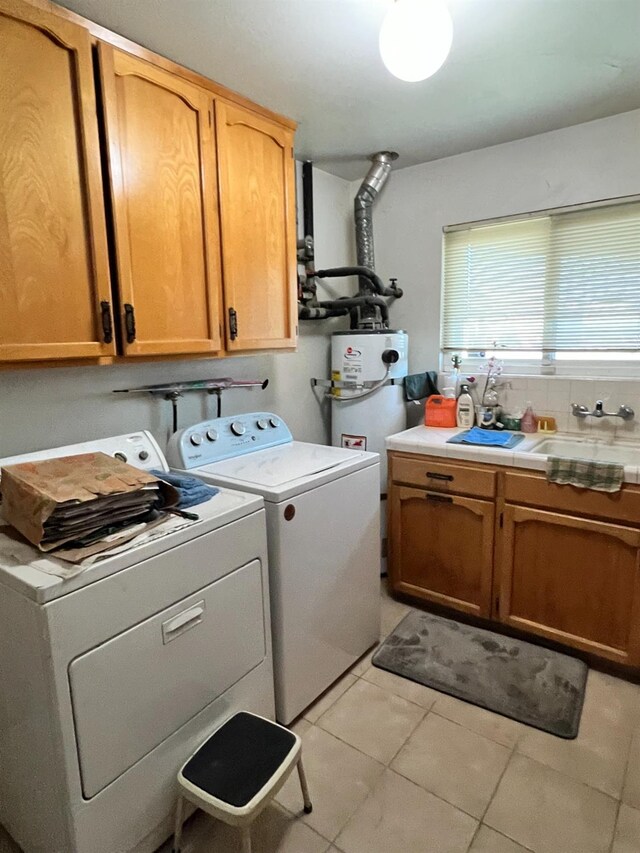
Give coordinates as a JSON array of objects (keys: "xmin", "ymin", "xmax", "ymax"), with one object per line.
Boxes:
[{"xmin": 530, "ymin": 437, "xmax": 640, "ymax": 466}]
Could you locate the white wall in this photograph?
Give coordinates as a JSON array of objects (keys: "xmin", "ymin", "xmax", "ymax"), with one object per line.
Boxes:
[
  {"xmin": 271, "ymin": 165, "xmax": 355, "ymax": 444},
  {"xmin": 0, "ymin": 166, "xmax": 354, "ymax": 458},
  {"xmin": 370, "ymin": 108, "xmax": 640, "ymax": 375}
]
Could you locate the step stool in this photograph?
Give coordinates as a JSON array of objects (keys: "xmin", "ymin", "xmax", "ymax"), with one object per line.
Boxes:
[{"xmin": 172, "ymin": 711, "xmax": 312, "ymax": 853}]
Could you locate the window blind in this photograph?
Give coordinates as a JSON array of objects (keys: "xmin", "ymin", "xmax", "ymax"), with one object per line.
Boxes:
[{"xmin": 442, "ymin": 200, "xmax": 640, "ymax": 353}]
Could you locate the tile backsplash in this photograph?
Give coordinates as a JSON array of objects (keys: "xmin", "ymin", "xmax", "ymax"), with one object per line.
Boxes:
[
  {"xmin": 438, "ymin": 375, "xmax": 640, "ymax": 438},
  {"xmin": 495, "ymin": 376, "xmax": 640, "ymax": 437}
]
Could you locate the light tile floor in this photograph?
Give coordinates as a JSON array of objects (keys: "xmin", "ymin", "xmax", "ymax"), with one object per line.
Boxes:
[{"xmin": 2, "ymin": 580, "xmax": 639, "ymax": 853}]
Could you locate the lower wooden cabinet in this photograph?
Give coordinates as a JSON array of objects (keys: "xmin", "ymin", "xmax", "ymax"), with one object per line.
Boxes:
[
  {"xmin": 499, "ymin": 505, "xmax": 640, "ymax": 666},
  {"xmin": 388, "ymin": 451, "xmax": 640, "ymax": 670},
  {"xmin": 389, "ymin": 485, "xmax": 494, "ymax": 618}
]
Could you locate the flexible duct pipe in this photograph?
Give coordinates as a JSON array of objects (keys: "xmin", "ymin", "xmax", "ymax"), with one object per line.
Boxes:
[{"xmin": 354, "ymin": 151, "xmax": 398, "ymax": 292}]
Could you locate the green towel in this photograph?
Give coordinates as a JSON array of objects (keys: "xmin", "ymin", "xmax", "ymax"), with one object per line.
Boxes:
[{"xmin": 546, "ymin": 456, "xmax": 624, "ymax": 493}]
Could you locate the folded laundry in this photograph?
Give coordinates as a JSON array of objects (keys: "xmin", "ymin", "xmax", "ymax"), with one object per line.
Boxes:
[{"xmin": 151, "ymin": 470, "xmax": 220, "ymax": 508}]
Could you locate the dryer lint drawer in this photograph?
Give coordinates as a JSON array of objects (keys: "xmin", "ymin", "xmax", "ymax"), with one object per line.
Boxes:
[{"xmin": 69, "ymin": 559, "xmax": 265, "ymax": 798}]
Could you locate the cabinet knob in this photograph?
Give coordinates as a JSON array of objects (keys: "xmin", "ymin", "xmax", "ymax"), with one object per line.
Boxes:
[{"xmin": 426, "ymin": 471, "xmax": 453, "ymax": 482}]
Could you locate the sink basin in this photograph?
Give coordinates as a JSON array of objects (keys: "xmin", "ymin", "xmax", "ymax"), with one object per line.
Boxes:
[{"xmin": 530, "ymin": 437, "xmax": 640, "ymax": 466}]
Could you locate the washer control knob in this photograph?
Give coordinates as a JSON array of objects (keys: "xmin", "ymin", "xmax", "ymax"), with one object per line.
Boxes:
[
  {"xmin": 257, "ymin": 419, "xmax": 269, "ymax": 430},
  {"xmin": 269, "ymin": 417, "xmax": 280, "ymax": 429},
  {"xmin": 114, "ymin": 452, "xmax": 127, "ymax": 463},
  {"xmin": 205, "ymin": 429, "xmax": 218, "ymax": 442},
  {"xmin": 138, "ymin": 450, "xmax": 149, "ymax": 461},
  {"xmin": 190, "ymin": 434, "xmax": 203, "ymax": 447},
  {"xmin": 231, "ymin": 421, "xmax": 246, "ymax": 436}
]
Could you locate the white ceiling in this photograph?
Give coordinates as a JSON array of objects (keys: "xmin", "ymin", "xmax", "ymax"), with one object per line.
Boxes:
[{"xmin": 60, "ymin": 0, "xmax": 640, "ymax": 180}]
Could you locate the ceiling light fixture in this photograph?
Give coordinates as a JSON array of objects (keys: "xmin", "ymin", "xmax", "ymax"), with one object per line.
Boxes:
[{"xmin": 379, "ymin": 0, "xmax": 453, "ymax": 83}]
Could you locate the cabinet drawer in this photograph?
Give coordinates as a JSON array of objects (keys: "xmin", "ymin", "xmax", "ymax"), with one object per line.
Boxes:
[
  {"xmin": 503, "ymin": 470, "xmax": 640, "ymax": 525},
  {"xmin": 390, "ymin": 456, "xmax": 496, "ymax": 498}
]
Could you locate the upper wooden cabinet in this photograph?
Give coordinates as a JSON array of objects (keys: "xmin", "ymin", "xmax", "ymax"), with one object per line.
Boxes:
[
  {"xmin": 216, "ymin": 101, "xmax": 298, "ymax": 350},
  {"xmin": 0, "ymin": 0, "xmax": 115, "ymax": 362},
  {"xmin": 0, "ymin": 0, "xmax": 298, "ymax": 365},
  {"xmin": 98, "ymin": 46, "xmax": 223, "ymax": 356}
]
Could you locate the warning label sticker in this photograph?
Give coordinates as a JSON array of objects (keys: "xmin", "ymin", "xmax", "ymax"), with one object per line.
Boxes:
[
  {"xmin": 331, "ymin": 370, "xmax": 341, "ymax": 397},
  {"xmin": 341, "ymin": 434, "xmax": 367, "ymax": 451},
  {"xmin": 343, "ymin": 346, "xmax": 363, "ymax": 374}
]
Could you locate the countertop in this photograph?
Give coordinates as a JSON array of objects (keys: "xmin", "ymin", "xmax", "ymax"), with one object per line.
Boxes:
[{"xmin": 385, "ymin": 426, "xmax": 640, "ymax": 484}]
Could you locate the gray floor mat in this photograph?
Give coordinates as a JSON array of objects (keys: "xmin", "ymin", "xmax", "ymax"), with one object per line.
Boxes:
[{"xmin": 373, "ymin": 609, "xmax": 587, "ymax": 738}]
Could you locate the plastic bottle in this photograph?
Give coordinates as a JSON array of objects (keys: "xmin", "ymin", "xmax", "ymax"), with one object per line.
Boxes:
[
  {"xmin": 456, "ymin": 384, "xmax": 474, "ymax": 428},
  {"xmin": 444, "ymin": 355, "xmax": 462, "ymax": 397},
  {"xmin": 520, "ymin": 402, "xmax": 537, "ymax": 433}
]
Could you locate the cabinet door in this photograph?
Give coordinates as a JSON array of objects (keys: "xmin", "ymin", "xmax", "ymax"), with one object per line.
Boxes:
[
  {"xmin": 388, "ymin": 485, "xmax": 494, "ymax": 617},
  {"xmin": 499, "ymin": 505, "xmax": 640, "ymax": 665},
  {"xmin": 98, "ymin": 46, "xmax": 223, "ymax": 356},
  {"xmin": 0, "ymin": 1, "xmax": 114, "ymax": 361},
  {"xmin": 216, "ymin": 100, "xmax": 297, "ymax": 350}
]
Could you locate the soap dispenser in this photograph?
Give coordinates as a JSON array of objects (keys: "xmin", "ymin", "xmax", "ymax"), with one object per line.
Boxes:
[
  {"xmin": 520, "ymin": 402, "xmax": 537, "ymax": 433},
  {"xmin": 456, "ymin": 384, "xmax": 474, "ymax": 428}
]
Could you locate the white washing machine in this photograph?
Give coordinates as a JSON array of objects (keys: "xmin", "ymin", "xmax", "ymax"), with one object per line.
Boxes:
[
  {"xmin": 167, "ymin": 413, "xmax": 381, "ymax": 725},
  {"xmin": 0, "ymin": 432, "xmax": 274, "ymax": 853}
]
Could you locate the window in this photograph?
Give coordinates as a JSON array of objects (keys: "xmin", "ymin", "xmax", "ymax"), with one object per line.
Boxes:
[{"xmin": 441, "ymin": 198, "xmax": 640, "ymax": 372}]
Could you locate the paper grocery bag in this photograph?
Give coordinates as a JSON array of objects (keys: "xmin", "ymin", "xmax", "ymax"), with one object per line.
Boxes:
[{"xmin": 0, "ymin": 452, "xmax": 178, "ymax": 549}]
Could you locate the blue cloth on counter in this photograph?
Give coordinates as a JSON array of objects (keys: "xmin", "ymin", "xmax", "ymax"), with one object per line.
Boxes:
[
  {"xmin": 446, "ymin": 427, "xmax": 525, "ymax": 449},
  {"xmin": 150, "ymin": 470, "xmax": 220, "ymax": 508}
]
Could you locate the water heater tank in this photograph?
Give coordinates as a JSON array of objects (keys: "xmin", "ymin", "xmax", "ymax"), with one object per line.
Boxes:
[{"xmin": 331, "ymin": 330, "xmax": 408, "ymax": 491}]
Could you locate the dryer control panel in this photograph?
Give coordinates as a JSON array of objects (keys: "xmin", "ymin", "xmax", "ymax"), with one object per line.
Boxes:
[
  {"xmin": 166, "ymin": 413, "xmax": 293, "ymax": 469},
  {"xmin": 0, "ymin": 432, "xmax": 167, "ymax": 473}
]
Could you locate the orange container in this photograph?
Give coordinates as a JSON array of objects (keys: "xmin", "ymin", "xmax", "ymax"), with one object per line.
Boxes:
[{"xmin": 425, "ymin": 395, "xmax": 458, "ymax": 428}]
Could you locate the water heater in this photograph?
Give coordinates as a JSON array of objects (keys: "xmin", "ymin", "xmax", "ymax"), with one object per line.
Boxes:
[{"xmin": 331, "ymin": 330, "xmax": 408, "ymax": 491}]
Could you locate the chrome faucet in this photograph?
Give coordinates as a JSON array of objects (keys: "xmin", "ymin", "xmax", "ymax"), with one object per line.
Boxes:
[{"xmin": 571, "ymin": 400, "xmax": 635, "ymax": 421}]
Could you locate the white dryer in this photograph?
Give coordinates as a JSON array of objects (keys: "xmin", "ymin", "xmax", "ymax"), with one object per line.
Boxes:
[
  {"xmin": 167, "ymin": 413, "xmax": 381, "ymax": 724},
  {"xmin": 0, "ymin": 432, "xmax": 274, "ymax": 853}
]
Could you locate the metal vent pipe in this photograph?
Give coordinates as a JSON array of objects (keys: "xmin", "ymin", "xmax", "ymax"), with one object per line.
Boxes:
[{"xmin": 354, "ymin": 151, "xmax": 398, "ymax": 292}]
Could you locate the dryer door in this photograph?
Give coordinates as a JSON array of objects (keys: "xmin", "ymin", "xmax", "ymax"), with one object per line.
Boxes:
[{"xmin": 69, "ymin": 559, "xmax": 265, "ymax": 798}]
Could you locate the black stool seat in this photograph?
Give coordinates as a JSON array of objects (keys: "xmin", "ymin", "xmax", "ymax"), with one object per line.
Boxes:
[{"xmin": 181, "ymin": 712, "xmax": 297, "ymax": 808}]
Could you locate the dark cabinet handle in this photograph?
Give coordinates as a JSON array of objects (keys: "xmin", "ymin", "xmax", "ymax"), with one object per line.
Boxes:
[
  {"xmin": 100, "ymin": 300, "xmax": 113, "ymax": 344},
  {"xmin": 228, "ymin": 307, "xmax": 238, "ymax": 341},
  {"xmin": 124, "ymin": 303, "xmax": 136, "ymax": 343},
  {"xmin": 426, "ymin": 493, "xmax": 454, "ymax": 503},
  {"xmin": 426, "ymin": 471, "xmax": 454, "ymax": 481}
]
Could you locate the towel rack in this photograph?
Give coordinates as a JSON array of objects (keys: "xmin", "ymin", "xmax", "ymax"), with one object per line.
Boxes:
[{"xmin": 114, "ymin": 378, "xmax": 269, "ymax": 433}]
